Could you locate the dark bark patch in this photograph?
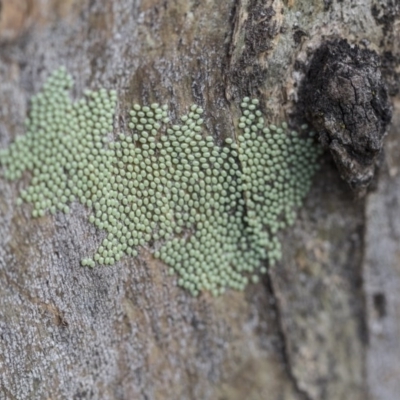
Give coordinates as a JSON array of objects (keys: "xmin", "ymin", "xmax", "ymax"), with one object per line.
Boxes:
[
  {"xmin": 293, "ymin": 29, "xmax": 307, "ymax": 46},
  {"xmin": 371, "ymin": 0, "xmax": 400, "ymax": 37},
  {"xmin": 324, "ymin": 0, "xmax": 333, "ymax": 11},
  {"xmin": 373, "ymin": 292, "xmax": 386, "ymax": 318},
  {"xmin": 380, "ymin": 50, "xmax": 400, "ymax": 96},
  {"xmin": 298, "ymin": 39, "xmax": 392, "ymax": 194},
  {"xmin": 227, "ymin": 0, "xmax": 279, "ymax": 99}
]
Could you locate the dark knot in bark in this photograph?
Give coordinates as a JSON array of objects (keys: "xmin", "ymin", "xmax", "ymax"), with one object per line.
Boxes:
[{"xmin": 299, "ymin": 39, "xmax": 392, "ymax": 194}]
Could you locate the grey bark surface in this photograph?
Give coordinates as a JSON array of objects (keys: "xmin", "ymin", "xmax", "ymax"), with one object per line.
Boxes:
[{"xmin": 0, "ymin": 1, "xmax": 399, "ymax": 399}]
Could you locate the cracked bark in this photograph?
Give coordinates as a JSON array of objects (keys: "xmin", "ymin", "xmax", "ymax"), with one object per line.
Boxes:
[
  {"xmin": 264, "ymin": 271, "xmax": 312, "ymax": 400},
  {"xmin": 297, "ymin": 39, "xmax": 392, "ymax": 194},
  {"xmin": 0, "ymin": 0, "xmax": 399, "ymax": 399}
]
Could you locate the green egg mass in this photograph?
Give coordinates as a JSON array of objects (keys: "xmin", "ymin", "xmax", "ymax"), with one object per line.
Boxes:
[{"xmin": 0, "ymin": 68, "xmax": 321, "ymax": 296}]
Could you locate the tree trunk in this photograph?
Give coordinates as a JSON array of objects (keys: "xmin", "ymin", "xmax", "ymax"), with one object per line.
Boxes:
[{"xmin": 0, "ymin": 1, "xmax": 399, "ymax": 399}]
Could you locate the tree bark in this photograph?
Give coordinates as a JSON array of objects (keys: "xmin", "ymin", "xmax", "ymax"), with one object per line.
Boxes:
[{"xmin": 0, "ymin": 1, "xmax": 399, "ymax": 399}]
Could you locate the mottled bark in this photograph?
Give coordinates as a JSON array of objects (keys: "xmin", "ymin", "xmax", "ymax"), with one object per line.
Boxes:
[{"xmin": 0, "ymin": 1, "xmax": 399, "ymax": 399}]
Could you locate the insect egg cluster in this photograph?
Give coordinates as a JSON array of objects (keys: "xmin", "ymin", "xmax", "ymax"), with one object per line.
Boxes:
[
  {"xmin": 0, "ymin": 69, "xmax": 321, "ymax": 296},
  {"xmin": 0, "ymin": 67, "xmax": 116, "ymax": 225}
]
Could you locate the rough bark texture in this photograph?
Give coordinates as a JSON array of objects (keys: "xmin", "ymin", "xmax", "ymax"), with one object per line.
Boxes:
[
  {"xmin": 298, "ymin": 39, "xmax": 392, "ymax": 194},
  {"xmin": 0, "ymin": 1, "xmax": 399, "ymax": 399}
]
